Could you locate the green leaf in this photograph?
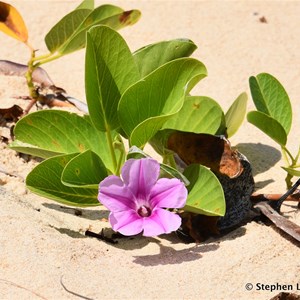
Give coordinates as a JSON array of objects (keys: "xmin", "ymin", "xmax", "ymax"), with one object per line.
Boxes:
[
  {"xmin": 118, "ymin": 58, "xmax": 207, "ymax": 147},
  {"xmin": 127, "ymin": 146, "xmax": 190, "ymax": 185},
  {"xmin": 133, "ymin": 39, "xmax": 197, "ymax": 78},
  {"xmin": 225, "ymin": 92, "xmax": 248, "ymax": 138},
  {"xmin": 10, "ymin": 110, "xmax": 120, "ymax": 172},
  {"xmin": 162, "ymin": 96, "xmax": 223, "ymax": 134},
  {"xmin": 58, "ymin": 7, "xmax": 141, "ymax": 55},
  {"xmin": 85, "ymin": 25, "xmax": 140, "ymax": 131},
  {"xmin": 75, "ymin": 0, "xmax": 94, "ymax": 10},
  {"xmin": 183, "ymin": 164, "xmax": 225, "ymax": 216},
  {"xmin": 249, "ymin": 73, "xmax": 292, "ymax": 135},
  {"xmin": 26, "ymin": 154, "xmax": 99, "ymax": 207},
  {"xmin": 61, "ymin": 150, "xmax": 107, "ymax": 188},
  {"xmin": 247, "ymin": 111, "xmax": 287, "ymax": 146},
  {"xmin": 281, "ymin": 167, "xmax": 300, "ymax": 177},
  {"xmin": 45, "ymin": 2, "xmax": 140, "ymax": 55},
  {"xmin": 45, "ymin": 8, "xmax": 91, "ymax": 53}
]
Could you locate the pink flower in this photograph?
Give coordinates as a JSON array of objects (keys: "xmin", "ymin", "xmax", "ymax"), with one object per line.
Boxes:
[{"xmin": 98, "ymin": 158, "xmax": 187, "ymax": 237}]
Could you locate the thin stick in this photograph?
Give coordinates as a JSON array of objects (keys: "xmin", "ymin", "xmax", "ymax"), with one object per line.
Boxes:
[
  {"xmin": 271, "ymin": 178, "xmax": 300, "ymax": 211},
  {"xmin": 0, "ymin": 279, "xmax": 48, "ymax": 300},
  {"xmin": 60, "ymin": 276, "xmax": 94, "ymax": 300}
]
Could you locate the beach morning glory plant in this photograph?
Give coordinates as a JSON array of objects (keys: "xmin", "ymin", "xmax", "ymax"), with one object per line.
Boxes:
[
  {"xmin": 6, "ymin": 0, "xmax": 230, "ymax": 240},
  {"xmin": 98, "ymin": 158, "xmax": 187, "ymax": 236}
]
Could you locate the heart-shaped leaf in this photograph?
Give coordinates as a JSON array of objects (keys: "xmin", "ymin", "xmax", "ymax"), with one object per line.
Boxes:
[
  {"xmin": 26, "ymin": 153, "xmax": 99, "ymax": 207},
  {"xmin": 85, "ymin": 25, "xmax": 140, "ymax": 132},
  {"xmin": 0, "ymin": 2, "xmax": 28, "ymax": 43},
  {"xmin": 10, "ymin": 110, "xmax": 121, "ymax": 172},
  {"xmin": 162, "ymin": 96, "xmax": 223, "ymax": 134},
  {"xmin": 183, "ymin": 164, "xmax": 225, "ymax": 216},
  {"xmin": 118, "ymin": 58, "xmax": 207, "ymax": 147},
  {"xmin": 61, "ymin": 150, "xmax": 108, "ymax": 188},
  {"xmin": 249, "ymin": 73, "xmax": 292, "ymax": 135},
  {"xmin": 133, "ymin": 39, "xmax": 197, "ymax": 78},
  {"xmin": 225, "ymin": 92, "xmax": 247, "ymax": 138},
  {"xmin": 247, "ymin": 111, "xmax": 287, "ymax": 146}
]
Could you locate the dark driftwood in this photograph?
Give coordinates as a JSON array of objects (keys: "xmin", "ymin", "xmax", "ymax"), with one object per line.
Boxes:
[
  {"xmin": 0, "ymin": 60, "xmax": 54, "ymax": 87},
  {"xmin": 254, "ymin": 201, "xmax": 300, "ymax": 242}
]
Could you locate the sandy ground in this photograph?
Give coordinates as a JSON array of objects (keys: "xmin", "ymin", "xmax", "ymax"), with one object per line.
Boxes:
[{"xmin": 0, "ymin": 1, "xmax": 300, "ymax": 299}]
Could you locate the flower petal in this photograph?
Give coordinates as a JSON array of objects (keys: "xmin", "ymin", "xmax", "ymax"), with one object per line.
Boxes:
[
  {"xmin": 121, "ymin": 158, "xmax": 160, "ymax": 197},
  {"xmin": 142, "ymin": 208, "xmax": 182, "ymax": 236},
  {"xmin": 149, "ymin": 178, "xmax": 187, "ymax": 209},
  {"xmin": 110, "ymin": 210, "xmax": 143, "ymax": 236},
  {"xmin": 98, "ymin": 175, "xmax": 135, "ymax": 212}
]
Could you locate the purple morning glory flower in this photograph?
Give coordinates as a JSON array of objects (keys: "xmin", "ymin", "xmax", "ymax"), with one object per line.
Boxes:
[{"xmin": 98, "ymin": 158, "xmax": 187, "ymax": 237}]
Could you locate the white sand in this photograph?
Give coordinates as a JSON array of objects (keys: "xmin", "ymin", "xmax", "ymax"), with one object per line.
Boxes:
[{"xmin": 0, "ymin": 1, "xmax": 299, "ymax": 299}]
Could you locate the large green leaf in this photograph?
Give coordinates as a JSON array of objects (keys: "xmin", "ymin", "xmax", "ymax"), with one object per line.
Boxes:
[
  {"xmin": 85, "ymin": 25, "xmax": 140, "ymax": 132},
  {"xmin": 133, "ymin": 39, "xmax": 197, "ymax": 78},
  {"xmin": 183, "ymin": 164, "xmax": 225, "ymax": 216},
  {"xmin": 249, "ymin": 73, "xmax": 292, "ymax": 135},
  {"xmin": 10, "ymin": 110, "xmax": 120, "ymax": 172},
  {"xmin": 118, "ymin": 58, "xmax": 207, "ymax": 147},
  {"xmin": 247, "ymin": 111, "xmax": 287, "ymax": 146},
  {"xmin": 59, "ymin": 7, "xmax": 141, "ymax": 55},
  {"xmin": 61, "ymin": 150, "xmax": 107, "ymax": 188},
  {"xmin": 26, "ymin": 153, "xmax": 99, "ymax": 207},
  {"xmin": 162, "ymin": 96, "xmax": 223, "ymax": 134},
  {"xmin": 45, "ymin": 8, "xmax": 91, "ymax": 53},
  {"xmin": 225, "ymin": 92, "xmax": 248, "ymax": 138},
  {"xmin": 45, "ymin": 3, "xmax": 140, "ymax": 55}
]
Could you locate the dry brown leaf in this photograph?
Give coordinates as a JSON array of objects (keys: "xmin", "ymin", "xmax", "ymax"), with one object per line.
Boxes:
[{"xmin": 0, "ymin": 2, "xmax": 28, "ymax": 43}]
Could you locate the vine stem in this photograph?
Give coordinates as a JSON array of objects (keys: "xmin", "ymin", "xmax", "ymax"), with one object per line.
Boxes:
[
  {"xmin": 24, "ymin": 47, "xmax": 38, "ymax": 112},
  {"xmin": 34, "ymin": 53, "xmax": 63, "ymax": 67},
  {"xmin": 281, "ymin": 145, "xmax": 294, "ymax": 166},
  {"xmin": 105, "ymin": 127, "xmax": 118, "ymax": 174},
  {"xmin": 163, "ymin": 153, "xmax": 177, "ymax": 170}
]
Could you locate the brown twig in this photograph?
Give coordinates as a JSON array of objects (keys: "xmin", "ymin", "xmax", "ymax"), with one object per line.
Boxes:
[
  {"xmin": 60, "ymin": 276, "xmax": 94, "ymax": 300},
  {"xmin": 254, "ymin": 201, "xmax": 300, "ymax": 242},
  {"xmin": 251, "ymin": 191, "xmax": 300, "ymax": 203},
  {"xmin": 85, "ymin": 229, "xmax": 118, "ymax": 244},
  {"xmin": 0, "ymin": 278, "xmax": 48, "ymax": 300}
]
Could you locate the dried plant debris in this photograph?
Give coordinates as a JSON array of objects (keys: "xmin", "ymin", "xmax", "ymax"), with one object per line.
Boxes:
[
  {"xmin": 270, "ymin": 292, "xmax": 300, "ymax": 300},
  {"xmin": 168, "ymin": 133, "xmax": 255, "ymax": 242},
  {"xmin": 0, "ymin": 105, "xmax": 23, "ymax": 122}
]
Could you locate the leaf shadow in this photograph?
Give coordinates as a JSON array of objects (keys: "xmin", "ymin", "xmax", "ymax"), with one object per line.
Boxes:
[
  {"xmin": 42, "ymin": 203, "xmax": 108, "ymax": 221},
  {"xmin": 235, "ymin": 143, "xmax": 281, "ymax": 176}
]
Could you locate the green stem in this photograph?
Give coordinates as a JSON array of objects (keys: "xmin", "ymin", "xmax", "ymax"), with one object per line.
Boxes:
[
  {"xmin": 31, "ymin": 52, "xmax": 53, "ymax": 62},
  {"xmin": 285, "ymin": 173, "xmax": 293, "ymax": 189},
  {"xmin": 25, "ymin": 49, "xmax": 38, "ymax": 100},
  {"xmin": 105, "ymin": 128, "xmax": 118, "ymax": 174},
  {"xmin": 34, "ymin": 53, "xmax": 63, "ymax": 67},
  {"xmin": 116, "ymin": 149, "xmax": 125, "ymax": 176},
  {"xmin": 163, "ymin": 153, "xmax": 177, "ymax": 170},
  {"xmin": 294, "ymin": 145, "xmax": 300, "ymax": 165},
  {"xmin": 281, "ymin": 146, "xmax": 295, "ymax": 166}
]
